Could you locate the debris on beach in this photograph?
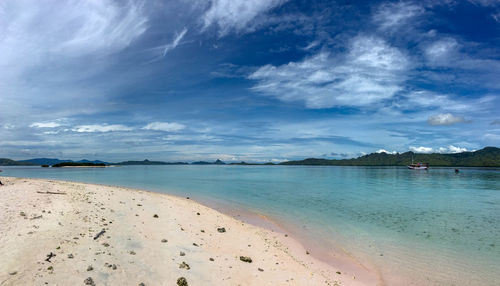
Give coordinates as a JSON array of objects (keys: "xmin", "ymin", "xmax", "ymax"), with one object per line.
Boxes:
[
  {"xmin": 67, "ymin": 253, "xmax": 74, "ymax": 259},
  {"xmin": 161, "ymin": 238, "xmax": 168, "ymax": 243},
  {"xmin": 179, "ymin": 261, "xmax": 190, "ymax": 270},
  {"xmin": 217, "ymin": 227, "xmax": 226, "ymax": 233},
  {"xmin": 45, "ymin": 252, "xmax": 56, "ymax": 262},
  {"xmin": 177, "ymin": 277, "xmax": 188, "ymax": 286},
  {"xmin": 129, "ymin": 250, "xmax": 136, "ymax": 255},
  {"xmin": 239, "ymin": 256, "xmax": 252, "ymax": 263},
  {"xmin": 209, "ymin": 258, "xmax": 214, "ymax": 261},
  {"xmin": 87, "ymin": 265, "xmax": 93, "ymax": 271},
  {"xmin": 336, "ymin": 271, "xmax": 341, "ymax": 274},
  {"xmin": 153, "ymin": 214, "xmax": 158, "ymax": 218},
  {"xmin": 8, "ymin": 271, "xmax": 17, "ymax": 275},
  {"xmin": 180, "ymin": 251, "xmax": 185, "ymax": 256},
  {"xmin": 258, "ymin": 268, "xmax": 264, "ymax": 272},
  {"xmin": 84, "ymin": 277, "xmax": 95, "ymax": 286},
  {"xmin": 93, "ymin": 229, "xmax": 106, "ymax": 240}
]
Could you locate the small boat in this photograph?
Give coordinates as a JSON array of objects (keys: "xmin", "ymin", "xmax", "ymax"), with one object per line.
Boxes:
[{"xmin": 408, "ymin": 157, "xmax": 429, "ymax": 170}]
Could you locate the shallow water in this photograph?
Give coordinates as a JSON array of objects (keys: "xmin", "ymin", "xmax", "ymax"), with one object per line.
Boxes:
[{"xmin": 2, "ymin": 165, "xmax": 499, "ymax": 285}]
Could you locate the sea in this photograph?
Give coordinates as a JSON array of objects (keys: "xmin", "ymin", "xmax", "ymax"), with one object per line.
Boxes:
[{"xmin": 1, "ymin": 165, "xmax": 499, "ymax": 285}]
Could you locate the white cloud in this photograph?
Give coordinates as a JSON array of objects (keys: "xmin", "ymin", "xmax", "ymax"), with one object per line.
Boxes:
[
  {"xmin": 201, "ymin": 0, "xmax": 287, "ymax": 36},
  {"xmin": 376, "ymin": 149, "xmax": 397, "ymax": 154},
  {"xmin": 0, "ymin": 0, "xmax": 149, "ymax": 124},
  {"xmin": 427, "ymin": 113, "xmax": 466, "ymax": 126},
  {"xmin": 249, "ymin": 36, "xmax": 408, "ymax": 108},
  {"xmin": 410, "ymin": 145, "xmax": 470, "ymax": 154},
  {"xmin": 143, "ymin": 122, "xmax": 185, "ymax": 132},
  {"xmin": 409, "ymin": 146, "xmax": 434, "ymax": 153},
  {"xmin": 424, "ymin": 38, "xmax": 459, "ymax": 65},
  {"xmin": 30, "ymin": 122, "xmax": 62, "ymax": 128},
  {"xmin": 162, "ymin": 28, "xmax": 188, "ymax": 56},
  {"xmin": 72, "ymin": 124, "xmax": 132, "ymax": 133},
  {"xmin": 373, "ymin": 2, "xmax": 424, "ymax": 30}
]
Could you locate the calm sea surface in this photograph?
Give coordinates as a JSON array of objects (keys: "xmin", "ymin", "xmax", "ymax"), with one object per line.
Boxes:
[{"xmin": 1, "ymin": 165, "xmax": 499, "ymax": 285}]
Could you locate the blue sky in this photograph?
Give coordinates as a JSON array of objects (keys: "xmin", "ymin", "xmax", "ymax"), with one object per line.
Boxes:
[{"xmin": 0, "ymin": 0, "xmax": 499, "ymax": 162}]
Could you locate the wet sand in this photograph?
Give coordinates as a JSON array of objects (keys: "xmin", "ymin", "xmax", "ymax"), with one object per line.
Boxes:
[{"xmin": 0, "ymin": 177, "xmax": 378, "ymax": 285}]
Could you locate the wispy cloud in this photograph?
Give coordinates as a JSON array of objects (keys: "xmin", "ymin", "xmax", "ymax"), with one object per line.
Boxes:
[
  {"xmin": 162, "ymin": 28, "xmax": 188, "ymax": 56},
  {"xmin": 201, "ymin": 0, "xmax": 287, "ymax": 36},
  {"xmin": 30, "ymin": 122, "xmax": 62, "ymax": 128},
  {"xmin": 143, "ymin": 122, "xmax": 185, "ymax": 132},
  {"xmin": 72, "ymin": 124, "xmax": 133, "ymax": 133},
  {"xmin": 249, "ymin": 36, "xmax": 408, "ymax": 108},
  {"xmin": 410, "ymin": 145, "xmax": 470, "ymax": 154},
  {"xmin": 373, "ymin": 2, "xmax": 424, "ymax": 30},
  {"xmin": 427, "ymin": 113, "xmax": 466, "ymax": 126}
]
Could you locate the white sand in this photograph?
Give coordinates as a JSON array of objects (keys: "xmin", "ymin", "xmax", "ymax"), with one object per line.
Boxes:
[{"xmin": 0, "ymin": 177, "xmax": 379, "ymax": 285}]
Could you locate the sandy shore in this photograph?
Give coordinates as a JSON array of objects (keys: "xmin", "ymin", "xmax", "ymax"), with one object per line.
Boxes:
[{"xmin": 0, "ymin": 177, "xmax": 378, "ymax": 286}]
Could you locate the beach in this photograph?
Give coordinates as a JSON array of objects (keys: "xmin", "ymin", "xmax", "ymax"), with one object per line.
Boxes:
[{"xmin": 0, "ymin": 176, "xmax": 378, "ymax": 286}]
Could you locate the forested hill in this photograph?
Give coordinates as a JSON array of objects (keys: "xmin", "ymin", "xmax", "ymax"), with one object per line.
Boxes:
[{"xmin": 280, "ymin": 147, "xmax": 500, "ymax": 167}]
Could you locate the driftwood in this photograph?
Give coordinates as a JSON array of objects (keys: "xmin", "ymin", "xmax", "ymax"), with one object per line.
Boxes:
[
  {"xmin": 45, "ymin": 252, "xmax": 56, "ymax": 262},
  {"xmin": 93, "ymin": 229, "xmax": 106, "ymax": 240},
  {"xmin": 36, "ymin": 191, "xmax": 66, "ymax": 195},
  {"xmin": 30, "ymin": 215, "xmax": 43, "ymax": 220}
]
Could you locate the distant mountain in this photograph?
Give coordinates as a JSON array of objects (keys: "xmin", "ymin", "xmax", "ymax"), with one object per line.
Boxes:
[
  {"xmin": 116, "ymin": 159, "xmax": 188, "ymax": 165},
  {"xmin": 280, "ymin": 147, "xmax": 500, "ymax": 167},
  {"xmin": 52, "ymin": 162, "xmax": 106, "ymax": 167},
  {"xmin": 191, "ymin": 159, "xmax": 226, "ymax": 165},
  {"xmin": 18, "ymin": 158, "xmax": 109, "ymax": 165},
  {"xmin": 0, "ymin": 158, "xmax": 36, "ymax": 166},
  {"xmin": 76, "ymin": 159, "xmax": 109, "ymax": 165}
]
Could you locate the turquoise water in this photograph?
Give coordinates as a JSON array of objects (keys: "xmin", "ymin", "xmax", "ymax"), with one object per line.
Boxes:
[{"xmin": 1, "ymin": 165, "xmax": 499, "ymax": 285}]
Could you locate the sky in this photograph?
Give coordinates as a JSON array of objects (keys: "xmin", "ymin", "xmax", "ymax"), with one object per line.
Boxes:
[{"xmin": 0, "ymin": 0, "xmax": 499, "ymax": 162}]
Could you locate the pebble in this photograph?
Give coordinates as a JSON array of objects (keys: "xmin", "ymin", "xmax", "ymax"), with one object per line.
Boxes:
[
  {"xmin": 84, "ymin": 277, "xmax": 95, "ymax": 286},
  {"xmin": 179, "ymin": 261, "xmax": 190, "ymax": 270},
  {"xmin": 209, "ymin": 258, "xmax": 214, "ymax": 261},
  {"xmin": 240, "ymin": 256, "xmax": 252, "ymax": 263},
  {"xmin": 161, "ymin": 239, "xmax": 168, "ymax": 243},
  {"xmin": 153, "ymin": 214, "xmax": 158, "ymax": 218},
  {"xmin": 336, "ymin": 271, "xmax": 341, "ymax": 274},
  {"xmin": 177, "ymin": 277, "xmax": 188, "ymax": 286},
  {"xmin": 258, "ymin": 268, "xmax": 264, "ymax": 272}
]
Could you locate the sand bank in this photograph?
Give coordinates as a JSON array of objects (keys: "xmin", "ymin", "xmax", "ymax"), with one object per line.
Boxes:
[{"xmin": 0, "ymin": 177, "xmax": 378, "ymax": 285}]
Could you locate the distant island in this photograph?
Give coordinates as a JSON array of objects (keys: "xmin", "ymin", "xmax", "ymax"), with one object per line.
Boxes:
[
  {"xmin": 1, "ymin": 147, "xmax": 499, "ymax": 167},
  {"xmin": 280, "ymin": 147, "xmax": 500, "ymax": 167},
  {"xmin": 116, "ymin": 159, "xmax": 188, "ymax": 166},
  {"xmin": 52, "ymin": 162, "xmax": 106, "ymax": 167}
]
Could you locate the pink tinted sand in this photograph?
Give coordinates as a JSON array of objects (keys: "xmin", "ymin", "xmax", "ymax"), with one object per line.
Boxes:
[{"xmin": 0, "ymin": 177, "xmax": 380, "ymax": 285}]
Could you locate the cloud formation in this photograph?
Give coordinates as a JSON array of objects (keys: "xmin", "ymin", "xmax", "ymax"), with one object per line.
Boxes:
[
  {"xmin": 201, "ymin": 0, "xmax": 286, "ymax": 35},
  {"xmin": 373, "ymin": 2, "xmax": 424, "ymax": 30},
  {"xmin": 30, "ymin": 122, "xmax": 62, "ymax": 128},
  {"xmin": 410, "ymin": 145, "xmax": 470, "ymax": 154},
  {"xmin": 143, "ymin": 122, "xmax": 185, "ymax": 132},
  {"xmin": 162, "ymin": 28, "xmax": 188, "ymax": 56},
  {"xmin": 249, "ymin": 36, "xmax": 408, "ymax": 108},
  {"xmin": 427, "ymin": 113, "xmax": 466, "ymax": 126},
  {"xmin": 72, "ymin": 124, "xmax": 133, "ymax": 133}
]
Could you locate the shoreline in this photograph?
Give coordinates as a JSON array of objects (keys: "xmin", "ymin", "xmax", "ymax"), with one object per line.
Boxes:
[{"xmin": 0, "ymin": 176, "xmax": 379, "ymax": 285}]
